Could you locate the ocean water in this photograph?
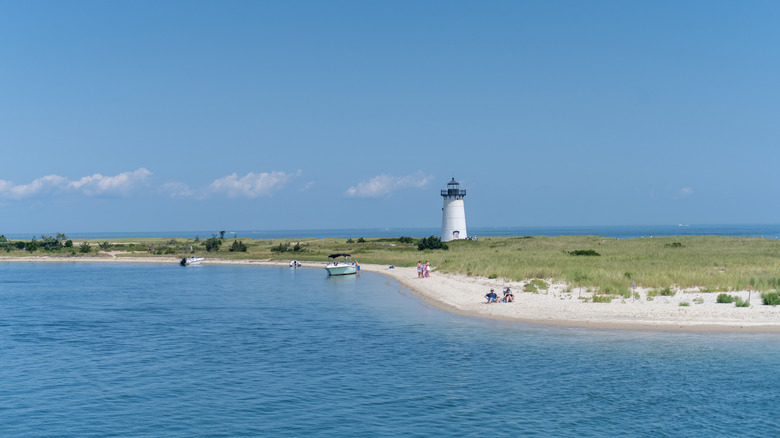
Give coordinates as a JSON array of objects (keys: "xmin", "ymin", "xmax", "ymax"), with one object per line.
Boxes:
[{"xmin": 1, "ymin": 263, "xmax": 778, "ymax": 437}]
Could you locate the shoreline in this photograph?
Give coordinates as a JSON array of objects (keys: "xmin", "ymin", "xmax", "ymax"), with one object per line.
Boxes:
[{"xmin": 3, "ymin": 255, "xmax": 779, "ymax": 332}]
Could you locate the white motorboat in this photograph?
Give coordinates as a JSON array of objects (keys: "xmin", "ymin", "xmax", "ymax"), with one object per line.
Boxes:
[
  {"xmin": 289, "ymin": 260, "xmax": 302, "ymax": 268},
  {"xmin": 324, "ymin": 253, "xmax": 357, "ymax": 276},
  {"xmin": 180, "ymin": 256, "xmax": 205, "ymax": 266}
]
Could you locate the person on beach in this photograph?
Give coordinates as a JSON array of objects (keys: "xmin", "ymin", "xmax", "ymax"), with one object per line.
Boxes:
[
  {"xmin": 424, "ymin": 261, "xmax": 430, "ymax": 278},
  {"xmin": 355, "ymin": 260, "xmax": 360, "ymax": 276},
  {"xmin": 417, "ymin": 261, "xmax": 422, "ymax": 278},
  {"xmin": 485, "ymin": 289, "xmax": 498, "ymax": 303},
  {"xmin": 503, "ymin": 287, "xmax": 514, "ymax": 303}
]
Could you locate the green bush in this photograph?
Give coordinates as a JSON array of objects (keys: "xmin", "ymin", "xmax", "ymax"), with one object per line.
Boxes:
[
  {"xmin": 418, "ymin": 235, "xmax": 448, "ymax": 251},
  {"xmin": 762, "ymin": 292, "xmax": 780, "ymax": 306},
  {"xmin": 271, "ymin": 243, "xmax": 288, "ymax": 253},
  {"xmin": 398, "ymin": 236, "xmax": 415, "ymax": 244},
  {"xmin": 734, "ymin": 297, "xmax": 750, "ymax": 307},
  {"xmin": 79, "ymin": 242, "xmax": 91, "ymax": 254},
  {"xmin": 679, "ymin": 302, "xmax": 690, "ymax": 307},
  {"xmin": 659, "ymin": 287, "xmax": 676, "ymax": 296},
  {"xmin": 98, "ymin": 241, "xmax": 112, "ymax": 251},
  {"xmin": 592, "ymin": 295, "xmax": 613, "ymax": 303},
  {"xmin": 717, "ymin": 293, "xmax": 736, "ymax": 303},
  {"xmin": 25, "ymin": 239, "xmax": 39, "ymax": 252},
  {"xmin": 229, "ymin": 240, "xmax": 248, "ymax": 252},
  {"xmin": 205, "ymin": 235, "xmax": 222, "ymax": 252},
  {"xmin": 569, "ymin": 249, "xmax": 600, "ymax": 256}
]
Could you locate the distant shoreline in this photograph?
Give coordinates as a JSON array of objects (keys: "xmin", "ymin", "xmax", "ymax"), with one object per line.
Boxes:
[{"xmin": 3, "ymin": 255, "xmax": 779, "ymax": 333}]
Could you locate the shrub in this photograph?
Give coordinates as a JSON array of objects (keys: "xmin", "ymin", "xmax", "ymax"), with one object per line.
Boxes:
[
  {"xmin": 26, "ymin": 240, "xmax": 39, "ymax": 252},
  {"xmin": 592, "ymin": 295, "xmax": 613, "ymax": 303},
  {"xmin": 398, "ymin": 236, "xmax": 414, "ymax": 244},
  {"xmin": 270, "ymin": 243, "xmax": 288, "ymax": 253},
  {"xmin": 346, "ymin": 238, "xmax": 354, "ymax": 243},
  {"xmin": 679, "ymin": 302, "xmax": 690, "ymax": 307},
  {"xmin": 735, "ymin": 297, "xmax": 750, "ymax": 307},
  {"xmin": 488, "ymin": 274, "xmax": 498, "ymax": 279},
  {"xmin": 79, "ymin": 242, "xmax": 91, "ymax": 254},
  {"xmin": 98, "ymin": 241, "xmax": 112, "ymax": 251},
  {"xmin": 659, "ymin": 287, "xmax": 676, "ymax": 296},
  {"xmin": 523, "ymin": 283, "xmax": 538, "ymax": 293},
  {"xmin": 38, "ymin": 235, "xmax": 62, "ymax": 251},
  {"xmin": 418, "ymin": 235, "xmax": 448, "ymax": 251},
  {"xmin": 357, "ymin": 237, "xmax": 366, "ymax": 243},
  {"xmin": 229, "ymin": 240, "xmax": 248, "ymax": 252},
  {"xmin": 64, "ymin": 240, "xmax": 73, "ymax": 248},
  {"xmin": 569, "ymin": 249, "xmax": 600, "ymax": 256},
  {"xmin": 665, "ymin": 242, "xmax": 683, "ymax": 248},
  {"xmin": 762, "ymin": 292, "xmax": 780, "ymax": 306},
  {"xmin": 205, "ymin": 235, "xmax": 222, "ymax": 252},
  {"xmin": 530, "ymin": 279, "xmax": 549, "ymax": 290},
  {"xmin": 717, "ymin": 293, "xmax": 736, "ymax": 303}
]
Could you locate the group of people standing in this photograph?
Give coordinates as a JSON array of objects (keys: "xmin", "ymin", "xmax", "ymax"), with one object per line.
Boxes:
[{"xmin": 417, "ymin": 260, "xmax": 430, "ymax": 278}]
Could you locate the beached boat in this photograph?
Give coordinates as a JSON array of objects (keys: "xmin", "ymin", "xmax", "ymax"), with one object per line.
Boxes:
[
  {"xmin": 324, "ymin": 254, "xmax": 357, "ymax": 276},
  {"xmin": 180, "ymin": 256, "xmax": 204, "ymax": 266},
  {"xmin": 289, "ymin": 260, "xmax": 302, "ymax": 268}
]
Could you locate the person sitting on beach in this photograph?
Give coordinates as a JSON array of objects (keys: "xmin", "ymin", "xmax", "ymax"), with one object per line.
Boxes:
[
  {"xmin": 503, "ymin": 287, "xmax": 514, "ymax": 303},
  {"xmin": 485, "ymin": 289, "xmax": 498, "ymax": 303}
]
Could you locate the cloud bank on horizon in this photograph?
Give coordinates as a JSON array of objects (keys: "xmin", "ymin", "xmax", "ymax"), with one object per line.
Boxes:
[
  {"xmin": 0, "ymin": 168, "xmax": 152, "ymax": 200},
  {"xmin": 0, "ymin": 169, "xmax": 434, "ymax": 201}
]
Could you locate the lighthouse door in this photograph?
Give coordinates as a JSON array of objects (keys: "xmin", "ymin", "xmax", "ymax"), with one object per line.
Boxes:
[{"xmin": 452, "ymin": 231, "xmax": 460, "ymax": 239}]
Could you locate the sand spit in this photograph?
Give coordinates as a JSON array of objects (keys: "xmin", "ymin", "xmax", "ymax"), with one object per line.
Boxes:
[{"xmin": 3, "ymin": 256, "xmax": 779, "ymax": 332}]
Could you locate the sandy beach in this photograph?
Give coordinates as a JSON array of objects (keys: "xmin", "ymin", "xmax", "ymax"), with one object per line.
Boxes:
[{"xmin": 3, "ymin": 255, "xmax": 779, "ymax": 332}]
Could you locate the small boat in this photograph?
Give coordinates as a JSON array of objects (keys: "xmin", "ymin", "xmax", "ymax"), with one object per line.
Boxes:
[
  {"xmin": 289, "ymin": 260, "xmax": 302, "ymax": 268},
  {"xmin": 324, "ymin": 253, "xmax": 357, "ymax": 276},
  {"xmin": 180, "ymin": 256, "xmax": 204, "ymax": 266}
]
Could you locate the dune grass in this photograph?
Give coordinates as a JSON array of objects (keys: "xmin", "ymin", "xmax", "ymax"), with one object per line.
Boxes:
[{"xmin": 4, "ymin": 234, "xmax": 780, "ymax": 293}]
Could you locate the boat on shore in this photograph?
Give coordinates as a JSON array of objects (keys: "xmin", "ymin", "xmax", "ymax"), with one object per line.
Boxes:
[
  {"xmin": 180, "ymin": 256, "xmax": 204, "ymax": 266},
  {"xmin": 324, "ymin": 254, "xmax": 357, "ymax": 276},
  {"xmin": 289, "ymin": 260, "xmax": 302, "ymax": 268}
]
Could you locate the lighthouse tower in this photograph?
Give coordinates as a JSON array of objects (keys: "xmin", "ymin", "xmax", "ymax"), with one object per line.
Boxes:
[{"xmin": 441, "ymin": 178, "xmax": 467, "ymax": 242}]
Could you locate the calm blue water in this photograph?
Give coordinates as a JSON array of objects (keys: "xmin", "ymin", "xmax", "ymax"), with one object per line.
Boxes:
[
  {"xmin": 1, "ymin": 263, "xmax": 778, "ymax": 437},
  {"xmin": 8, "ymin": 223, "xmax": 780, "ymax": 240}
]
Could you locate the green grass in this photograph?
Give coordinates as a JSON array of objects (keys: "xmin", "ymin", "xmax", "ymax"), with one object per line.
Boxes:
[{"xmin": 4, "ymin": 234, "xmax": 780, "ymax": 294}]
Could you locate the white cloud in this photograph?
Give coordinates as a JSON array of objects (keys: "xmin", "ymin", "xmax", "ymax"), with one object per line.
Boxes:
[
  {"xmin": 208, "ymin": 170, "xmax": 300, "ymax": 198},
  {"xmin": 345, "ymin": 172, "xmax": 434, "ymax": 198},
  {"xmin": 68, "ymin": 168, "xmax": 152, "ymax": 196},
  {"xmin": 0, "ymin": 168, "xmax": 151, "ymax": 199},
  {"xmin": 677, "ymin": 187, "xmax": 694, "ymax": 197},
  {"xmin": 160, "ymin": 182, "xmax": 196, "ymax": 198}
]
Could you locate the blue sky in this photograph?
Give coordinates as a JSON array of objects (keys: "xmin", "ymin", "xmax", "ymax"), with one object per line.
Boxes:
[{"xmin": 1, "ymin": 1, "xmax": 779, "ymax": 234}]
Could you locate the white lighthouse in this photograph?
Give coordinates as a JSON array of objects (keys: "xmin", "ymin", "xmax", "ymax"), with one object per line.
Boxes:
[{"xmin": 441, "ymin": 178, "xmax": 467, "ymax": 242}]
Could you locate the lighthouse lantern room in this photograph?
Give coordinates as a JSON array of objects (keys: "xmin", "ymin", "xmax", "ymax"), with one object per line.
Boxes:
[{"xmin": 440, "ymin": 178, "xmax": 467, "ymax": 242}]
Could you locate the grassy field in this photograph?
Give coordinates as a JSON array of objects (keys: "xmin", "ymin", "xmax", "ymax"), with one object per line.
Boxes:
[{"xmin": 4, "ymin": 234, "xmax": 780, "ymax": 294}]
